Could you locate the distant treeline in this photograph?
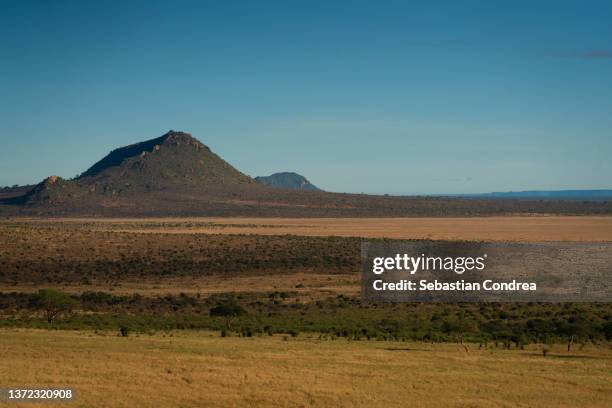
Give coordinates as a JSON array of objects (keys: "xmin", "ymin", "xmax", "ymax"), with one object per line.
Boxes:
[{"xmin": 1, "ymin": 290, "xmax": 610, "ymax": 346}]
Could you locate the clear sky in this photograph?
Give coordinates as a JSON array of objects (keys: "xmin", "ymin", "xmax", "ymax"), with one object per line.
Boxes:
[{"xmin": 1, "ymin": 0, "xmax": 611, "ymax": 194}]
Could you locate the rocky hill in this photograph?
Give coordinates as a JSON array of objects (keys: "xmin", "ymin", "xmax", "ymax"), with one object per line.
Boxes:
[
  {"xmin": 78, "ymin": 131, "xmax": 252, "ymax": 187},
  {"xmin": 255, "ymin": 172, "xmax": 321, "ymax": 191}
]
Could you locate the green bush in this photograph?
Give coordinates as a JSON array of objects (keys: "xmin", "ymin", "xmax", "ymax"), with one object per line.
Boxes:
[
  {"xmin": 35, "ymin": 289, "xmax": 78, "ymax": 324},
  {"xmin": 119, "ymin": 326, "xmax": 130, "ymax": 337}
]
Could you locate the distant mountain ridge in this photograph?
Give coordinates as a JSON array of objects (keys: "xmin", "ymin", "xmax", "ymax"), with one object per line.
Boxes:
[
  {"xmin": 255, "ymin": 172, "xmax": 321, "ymax": 191},
  {"xmin": 447, "ymin": 190, "xmax": 612, "ymax": 200},
  {"xmin": 1, "ymin": 130, "xmax": 611, "ymax": 217}
]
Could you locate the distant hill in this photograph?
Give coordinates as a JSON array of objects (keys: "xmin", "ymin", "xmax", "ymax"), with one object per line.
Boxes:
[
  {"xmin": 448, "ymin": 190, "xmax": 612, "ymax": 200},
  {"xmin": 1, "ymin": 130, "xmax": 611, "ymax": 217},
  {"xmin": 255, "ymin": 172, "xmax": 321, "ymax": 191}
]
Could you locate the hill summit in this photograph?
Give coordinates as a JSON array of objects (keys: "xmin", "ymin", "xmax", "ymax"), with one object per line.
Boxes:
[{"xmin": 78, "ymin": 130, "xmax": 253, "ymax": 189}]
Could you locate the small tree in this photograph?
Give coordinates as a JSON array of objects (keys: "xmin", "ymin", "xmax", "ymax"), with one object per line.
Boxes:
[
  {"xmin": 119, "ymin": 326, "xmax": 131, "ymax": 337},
  {"xmin": 561, "ymin": 316, "xmax": 591, "ymax": 352},
  {"xmin": 36, "ymin": 289, "xmax": 78, "ymax": 324},
  {"xmin": 209, "ymin": 299, "xmax": 246, "ymax": 330}
]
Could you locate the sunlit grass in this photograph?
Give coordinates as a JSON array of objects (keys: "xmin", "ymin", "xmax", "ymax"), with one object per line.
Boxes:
[{"xmin": 1, "ymin": 329, "xmax": 610, "ymax": 407}]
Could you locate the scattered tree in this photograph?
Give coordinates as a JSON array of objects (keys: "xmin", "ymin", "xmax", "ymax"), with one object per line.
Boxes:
[
  {"xmin": 36, "ymin": 289, "xmax": 78, "ymax": 323},
  {"xmin": 209, "ymin": 299, "xmax": 246, "ymax": 330},
  {"xmin": 119, "ymin": 325, "xmax": 131, "ymax": 337},
  {"xmin": 560, "ymin": 316, "xmax": 591, "ymax": 352}
]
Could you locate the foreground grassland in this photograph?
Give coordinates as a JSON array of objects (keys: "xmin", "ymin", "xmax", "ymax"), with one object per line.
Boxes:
[{"xmin": 1, "ymin": 329, "xmax": 610, "ymax": 408}]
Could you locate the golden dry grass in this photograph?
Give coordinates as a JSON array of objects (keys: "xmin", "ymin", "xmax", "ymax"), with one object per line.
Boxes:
[
  {"xmin": 9, "ymin": 216, "xmax": 612, "ymax": 241},
  {"xmin": 1, "ymin": 329, "xmax": 610, "ymax": 407}
]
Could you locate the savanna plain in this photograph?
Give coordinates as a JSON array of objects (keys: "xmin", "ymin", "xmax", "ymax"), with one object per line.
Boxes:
[{"xmin": 1, "ymin": 217, "xmax": 611, "ymax": 407}]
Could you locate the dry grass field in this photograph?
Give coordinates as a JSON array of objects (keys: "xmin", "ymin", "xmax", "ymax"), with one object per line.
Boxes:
[
  {"xmin": 1, "ymin": 329, "xmax": 610, "ymax": 408},
  {"xmin": 10, "ymin": 215, "xmax": 612, "ymax": 241}
]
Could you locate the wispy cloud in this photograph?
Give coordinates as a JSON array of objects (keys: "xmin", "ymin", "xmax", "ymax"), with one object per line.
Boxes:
[
  {"xmin": 547, "ymin": 50, "xmax": 612, "ymax": 59},
  {"xmin": 571, "ymin": 50, "xmax": 612, "ymax": 59}
]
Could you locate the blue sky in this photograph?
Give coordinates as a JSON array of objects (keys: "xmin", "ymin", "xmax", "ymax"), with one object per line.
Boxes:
[{"xmin": 1, "ymin": 0, "xmax": 611, "ymax": 194}]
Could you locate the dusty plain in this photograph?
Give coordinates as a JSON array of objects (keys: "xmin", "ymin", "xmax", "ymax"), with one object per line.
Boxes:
[{"xmin": 7, "ymin": 215, "xmax": 612, "ymax": 241}]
